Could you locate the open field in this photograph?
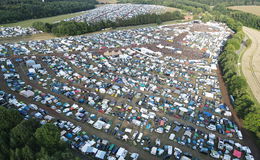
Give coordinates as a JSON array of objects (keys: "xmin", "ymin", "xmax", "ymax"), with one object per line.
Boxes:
[
  {"xmin": 228, "ymin": 6, "xmax": 260, "ymax": 16},
  {"xmin": 165, "ymin": 7, "xmax": 179, "ymax": 12},
  {"xmin": 1, "ymin": 10, "xmax": 89, "ymax": 28},
  {"xmin": 241, "ymin": 27, "xmax": 260, "ymax": 104}
]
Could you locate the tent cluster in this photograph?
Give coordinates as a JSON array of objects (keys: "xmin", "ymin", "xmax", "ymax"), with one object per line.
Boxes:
[
  {"xmin": 0, "ymin": 21, "xmax": 255, "ymax": 160},
  {"xmin": 64, "ymin": 4, "xmax": 168, "ymax": 23},
  {"xmin": 4, "ymin": 27, "xmax": 158, "ymax": 56},
  {"xmin": 0, "ymin": 26, "xmax": 41, "ymax": 38}
]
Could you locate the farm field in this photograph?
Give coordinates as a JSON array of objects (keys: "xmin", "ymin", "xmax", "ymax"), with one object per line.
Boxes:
[
  {"xmin": 228, "ymin": 6, "xmax": 260, "ymax": 16},
  {"xmin": 97, "ymin": 0, "xmax": 118, "ymax": 3},
  {"xmin": 0, "ymin": 22, "xmax": 257, "ymax": 160},
  {"xmin": 241, "ymin": 27, "xmax": 260, "ymax": 104}
]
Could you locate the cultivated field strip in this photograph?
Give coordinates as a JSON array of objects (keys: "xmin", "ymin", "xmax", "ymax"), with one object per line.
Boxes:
[{"xmin": 242, "ymin": 27, "xmax": 260, "ymax": 103}]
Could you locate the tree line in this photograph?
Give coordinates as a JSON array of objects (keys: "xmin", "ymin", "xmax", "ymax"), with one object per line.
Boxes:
[
  {"xmin": 213, "ymin": 4, "xmax": 260, "ymax": 30},
  {"xmin": 0, "ymin": 0, "xmax": 97, "ymax": 24},
  {"xmin": 216, "ymin": 16, "xmax": 260, "ymax": 145},
  {"xmin": 0, "ymin": 106, "xmax": 80, "ymax": 160},
  {"xmin": 32, "ymin": 11, "xmax": 184, "ymax": 36}
]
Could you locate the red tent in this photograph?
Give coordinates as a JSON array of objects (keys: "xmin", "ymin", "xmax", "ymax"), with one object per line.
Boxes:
[{"xmin": 233, "ymin": 149, "xmax": 242, "ymax": 158}]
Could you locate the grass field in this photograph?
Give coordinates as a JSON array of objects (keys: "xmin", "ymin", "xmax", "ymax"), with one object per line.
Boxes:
[
  {"xmin": 228, "ymin": 6, "xmax": 260, "ymax": 16},
  {"xmin": 1, "ymin": 10, "xmax": 89, "ymax": 28}
]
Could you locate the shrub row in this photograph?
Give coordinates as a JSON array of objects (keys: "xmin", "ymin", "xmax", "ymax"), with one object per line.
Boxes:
[
  {"xmin": 33, "ymin": 11, "xmax": 183, "ymax": 36},
  {"xmin": 217, "ymin": 16, "xmax": 260, "ymax": 145}
]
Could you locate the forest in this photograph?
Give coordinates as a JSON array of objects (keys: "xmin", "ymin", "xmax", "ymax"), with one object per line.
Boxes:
[
  {"xmin": 33, "ymin": 11, "xmax": 183, "ymax": 36},
  {"xmin": 0, "ymin": 0, "xmax": 97, "ymax": 24},
  {"xmin": 0, "ymin": 106, "xmax": 80, "ymax": 160}
]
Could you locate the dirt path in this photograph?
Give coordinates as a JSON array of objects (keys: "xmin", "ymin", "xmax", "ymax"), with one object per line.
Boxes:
[{"xmin": 241, "ymin": 27, "xmax": 260, "ymax": 103}]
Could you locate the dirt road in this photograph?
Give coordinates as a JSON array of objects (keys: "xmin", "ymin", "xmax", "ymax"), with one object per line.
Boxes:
[{"xmin": 241, "ymin": 27, "xmax": 260, "ymax": 103}]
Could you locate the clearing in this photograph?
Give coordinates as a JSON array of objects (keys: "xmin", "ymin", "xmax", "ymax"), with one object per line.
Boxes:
[
  {"xmin": 241, "ymin": 27, "xmax": 260, "ymax": 104},
  {"xmin": 228, "ymin": 6, "xmax": 260, "ymax": 16}
]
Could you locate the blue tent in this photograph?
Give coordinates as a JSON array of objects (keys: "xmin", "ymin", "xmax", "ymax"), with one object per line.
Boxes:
[
  {"xmin": 15, "ymin": 59, "xmax": 22, "ymax": 62},
  {"xmin": 56, "ymin": 102, "xmax": 62, "ymax": 106},
  {"xmin": 146, "ymin": 124, "xmax": 151, "ymax": 129},
  {"xmin": 203, "ymin": 111, "xmax": 212, "ymax": 117},
  {"xmin": 219, "ymin": 104, "xmax": 226, "ymax": 110},
  {"xmin": 78, "ymin": 99, "xmax": 85, "ymax": 103},
  {"xmin": 189, "ymin": 101, "xmax": 195, "ymax": 106},
  {"xmin": 66, "ymin": 133, "xmax": 73, "ymax": 139}
]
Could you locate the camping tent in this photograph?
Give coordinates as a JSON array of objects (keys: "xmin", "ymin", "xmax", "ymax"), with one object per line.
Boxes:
[
  {"xmin": 20, "ymin": 90, "xmax": 34, "ymax": 98},
  {"xmin": 179, "ymin": 107, "xmax": 188, "ymax": 112},
  {"xmin": 233, "ymin": 150, "xmax": 242, "ymax": 158},
  {"xmin": 95, "ymin": 150, "xmax": 106, "ymax": 159}
]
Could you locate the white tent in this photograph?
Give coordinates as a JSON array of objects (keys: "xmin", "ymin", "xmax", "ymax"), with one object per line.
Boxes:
[
  {"xmin": 224, "ymin": 111, "xmax": 232, "ymax": 117},
  {"xmin": 95, "ymin": 150, "xmax": 106, "ymax": 159},
  {"xmin": 116, "ymin": 148, "xmax": 127, "ymax": 158},
  {"xmin": 179, "ymin": 107, "xmax": 188, "ymax": 112},
  {"xmin": 19, "ymin": 90, "xmax": 34, "ymax": 98}
]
